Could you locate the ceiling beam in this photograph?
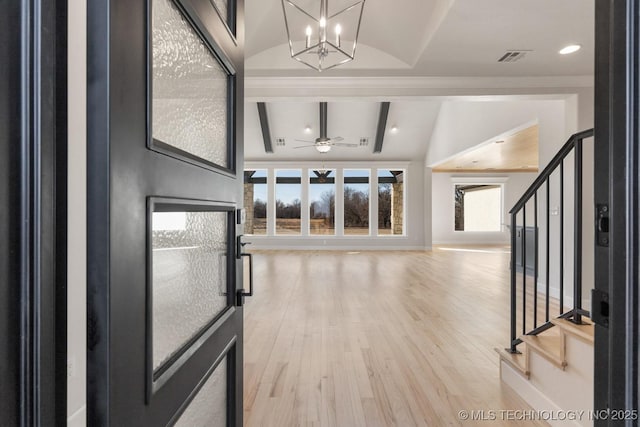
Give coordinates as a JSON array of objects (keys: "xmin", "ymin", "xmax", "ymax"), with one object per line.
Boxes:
[
  {"xmin": 373, "ymin": 102, "xmax": 390, "ymax": 153},
  {"xmin": 319, "ymin": 102, "xmax": 328, "ymax": 138},
  {"xmin": 257, "ymin": 102, "xmax": 274, "ymax": 153}
]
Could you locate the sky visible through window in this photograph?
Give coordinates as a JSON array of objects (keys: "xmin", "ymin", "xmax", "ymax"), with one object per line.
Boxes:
[{"xmin": 252, "ymin": 169, "xmax": 377, "ymax": 204}]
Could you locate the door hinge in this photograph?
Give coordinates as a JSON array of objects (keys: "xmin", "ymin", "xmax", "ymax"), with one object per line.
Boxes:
[{"xmin": 591, "ymin": 289, "xmax": 609, "ymax": 328}]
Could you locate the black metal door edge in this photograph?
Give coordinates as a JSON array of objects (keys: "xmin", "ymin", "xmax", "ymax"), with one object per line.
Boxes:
[
  {"xmin": 0, "ymin": 0, "xmax": 68, "ymax": 425},
  {"xmin": 594, "ymin": 0, "xmax": 640, "ymax": 424}
]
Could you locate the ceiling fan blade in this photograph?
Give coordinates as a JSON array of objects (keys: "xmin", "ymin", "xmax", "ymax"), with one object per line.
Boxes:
[
  {"xmin": 329, "ymin": 136, "xmax": 344, "ymax": 142},
  {"xmin": 332, "ymin": 142, "xmax": 358, "ymax": 148},
  {"xmin": 294, "ymin": 139, "xmax": 315, "ymax": 143},
  {"xmin": 293, "ymin": 145, "xmax": 317, "ymax": 149}
]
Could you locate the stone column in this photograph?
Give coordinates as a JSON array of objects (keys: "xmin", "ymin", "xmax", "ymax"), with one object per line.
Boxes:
[
  {"xmin": 243, "ymin": 183, "xmax": 254, "ymax": 234},
  {"xmin": 391, "ymin": 182, "xmax": 403, "ymax": 235}
]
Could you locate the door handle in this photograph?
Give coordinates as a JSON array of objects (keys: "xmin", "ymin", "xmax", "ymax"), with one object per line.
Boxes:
[{"xmin": 236, "ymin": 235, "xmax": 253, "ymax": 306}]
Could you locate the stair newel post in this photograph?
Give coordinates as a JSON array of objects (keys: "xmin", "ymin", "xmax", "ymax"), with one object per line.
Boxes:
[
  {"xmin": 509, "ymin": 211, "xmax": 518, "ymax": 353},
  {"xmin": 534, "ymin": 192, "xmax": 538, "ymax": 329},
  {"xmin": 559, "ymin": 161, "xmax": 564, "ymax": 315},
  {"xmin": 545, "ymin": 178, "xmax": 550, "ymax": 322},
  {"xmin": 573, "ymin": 139, "xmax": 583, "ymax": 324},
  {"xmin": 522, "ymin": 205, "xmax": 527, "ymax": 335}
]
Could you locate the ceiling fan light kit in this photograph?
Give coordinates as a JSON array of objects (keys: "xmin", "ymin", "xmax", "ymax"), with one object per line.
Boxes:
[
  {"xmin": 294, "ymin": 102, "xmax": 359, "ymax": 153},
  {"xmin": 281, "ymin": 0, "xmax": 366, "ymax": 72}
]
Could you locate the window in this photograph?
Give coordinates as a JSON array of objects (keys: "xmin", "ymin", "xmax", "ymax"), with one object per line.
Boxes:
[
  {"xmin": 244, "ymin": 170, "xmax": 267, "ymax": 235},
  {"xmin": 309, "ymin": 169, "xmax": 335, "ymax": 235},
  {"xmin": 454, "ymin": 184, "xmax": 502, "ymax": 231},
  {"xmin": 275, "ymin": 169, "xmax": 301, "ymax": 235},
  {"xmin": 344, "ymin": 169, "xmax": 370, "ymax": 235},
  {"xmin": 378, "ymin": 169, "xmax": 404, "ymax": 235}
]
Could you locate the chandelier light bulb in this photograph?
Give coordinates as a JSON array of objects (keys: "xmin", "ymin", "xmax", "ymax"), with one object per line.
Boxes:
[
  {"xmin": 305, "ymin": 25, "xmax": 312, "ymax": 48},
  {"xmin": 335, "ymin": 24, "xmax": 342, "ymax": 47},
  {"xmin": 319, "ymin": 17, "xmax": 326, "ymax": 27}
]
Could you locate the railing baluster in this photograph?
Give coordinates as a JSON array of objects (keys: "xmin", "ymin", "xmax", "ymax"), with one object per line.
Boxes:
[
  {"xmin": 522, "ymin": 205, "xmax": 527, "ymax": 335},
  {"xmin": 505, "ymin": 129, "xmax": 593, "ymax": 353},
  {"xmin": 545, "ymin": 178, "xmax": 550, "ymax": 322},
  {"xmin": 534, "ymin": 192, "xmax": 538, "ymax": 329},
  {"xmin": 573, "ymin": 140, "xmax": 583, "ymax": 324},
  {"xmin": 509, "ymin": 212, "xmax": 518, "ymax": 353},
  {"xmin": 560, "ymin": 160, "xmax": 564, "ymax": 315}
]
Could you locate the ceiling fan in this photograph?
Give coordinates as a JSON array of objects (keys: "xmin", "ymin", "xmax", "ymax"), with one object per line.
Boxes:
[{"xmin": 294, "ymin": 102, "xmax": 359, "ymax": 153}]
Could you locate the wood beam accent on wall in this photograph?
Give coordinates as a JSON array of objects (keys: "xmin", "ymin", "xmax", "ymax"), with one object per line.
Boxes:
[
  {"xmin": 373, "ymin": 102, "xmax": 390, "ymax": 153},
  {"xmin": 257, "ymin": 102, "xmax": 274, "ymax": 153}
]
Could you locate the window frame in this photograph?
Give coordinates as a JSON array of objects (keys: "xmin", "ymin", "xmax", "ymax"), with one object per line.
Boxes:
[{"xmin": 450, "ymin": 177, "xmax": 508, "ymax": 233}]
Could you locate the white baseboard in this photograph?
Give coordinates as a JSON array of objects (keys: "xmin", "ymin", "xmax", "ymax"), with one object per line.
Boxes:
[{"xmin": 501, "ymin": 361, "xmax": 583, "ymax": 427}]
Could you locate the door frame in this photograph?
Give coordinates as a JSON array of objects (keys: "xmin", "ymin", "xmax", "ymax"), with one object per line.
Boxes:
[
  {"xmin": 0, "ymin": 0, "xmax": 68, "ymax": 424},
  {"xmin": 593, "ymin": 0, "xmax": 639, "ymax": 422}
]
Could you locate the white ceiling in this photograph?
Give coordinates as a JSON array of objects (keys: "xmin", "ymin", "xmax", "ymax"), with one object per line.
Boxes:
[
  {"xmin": 243, "ymin": 0, "xmax": 594, "ymax": 161},
  {"xmin": 245, "ymin": 0, "xmax": 594, "ymax": 76},
  {"xmin": 244, "ymin": 101, "xmax": 442, "ymax": 161}
]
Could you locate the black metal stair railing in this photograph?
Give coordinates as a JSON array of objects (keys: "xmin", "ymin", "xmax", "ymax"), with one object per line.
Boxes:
[{"xmin": 507, "ymin": 128, "xmax": 594, "ymax": 354}]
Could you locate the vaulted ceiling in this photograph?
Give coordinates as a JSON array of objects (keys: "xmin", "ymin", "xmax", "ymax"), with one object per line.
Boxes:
[{"xmin": 243, "ymin": 0, "xmax": 594, "ymax": 162}]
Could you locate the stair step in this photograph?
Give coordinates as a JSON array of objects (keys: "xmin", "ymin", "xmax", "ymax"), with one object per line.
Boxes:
[
  {"xmin": 550, "ymin": 317, "xmax": 594, "ymax": 344},
  {"xmin": 520, "ymin": 331, "xmax": 566, "ymax": 370},
  {"xmin": 495, "ymin": 347, "xmax": 529, "ymax": 378}
]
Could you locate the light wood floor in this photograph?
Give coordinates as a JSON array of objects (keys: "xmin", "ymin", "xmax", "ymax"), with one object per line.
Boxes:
[{"xmin": 243, "ymin": 246, "xmax": 548, "ymax": 426}]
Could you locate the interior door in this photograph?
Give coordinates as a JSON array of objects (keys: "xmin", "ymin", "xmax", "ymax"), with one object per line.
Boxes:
[{"xmin": 87, "ymin": 0, "xmax": 245, "ymax": 425}]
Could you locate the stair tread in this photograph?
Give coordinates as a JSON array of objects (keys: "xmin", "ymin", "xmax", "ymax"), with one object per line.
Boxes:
[
  {"xmin": 495, "ymin": 347, "xmax": 529, "ymax": 378},
  {"xmin": 550, "ymin": 317, "xmax": 594, "ymax": 344},
  {"xmin": 519, "ymin": 333, "xmax": 566, "ymax": 369}
]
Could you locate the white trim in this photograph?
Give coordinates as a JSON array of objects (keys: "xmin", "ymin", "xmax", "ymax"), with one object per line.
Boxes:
[
  {"xmin": 246, "ymin": 76, "xmax": 595, "ymax": 92},
  {"xmin": 499, "ymin": 363, "xmax": 582, "ymax": 427},
  {"xmin": 245, "ymin": 160, "xmax": 410, "ymax": 169},
  {"xmin": 449, "ymin": 176, "xmax": 510, "ymax": 184}
]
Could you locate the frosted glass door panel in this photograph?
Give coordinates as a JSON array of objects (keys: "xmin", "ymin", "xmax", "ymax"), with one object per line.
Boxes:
[
  {"xmin": 152, "ymin": 210, "xmax": 228, "ymax": 371},
  {"xmin": 175, "ymin": 357, "xmax": 227, "ymax": 426},
  {"xmin": 152, "ymin": 0, "xmax": 229, "ymax": 168}
]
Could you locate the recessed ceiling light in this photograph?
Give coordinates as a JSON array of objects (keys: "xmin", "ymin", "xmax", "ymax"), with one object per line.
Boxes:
[
  {"xmin": 390, "ymin": 125, "xmax": 398, "ymax": 134},
  {"xmin": 304, "ymin": 125, "xmax": 312, "ymax": 134},
  {"xmin": 559, "ymin": 44, "xmax": 581, "ymax": 55}
]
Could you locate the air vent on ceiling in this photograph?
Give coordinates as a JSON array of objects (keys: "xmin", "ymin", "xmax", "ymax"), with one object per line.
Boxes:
[
  {"xmin": 498, "ymin": 50, "xmax": 531, "ymax": 63},
  {"xmin": 275, "ymin": 138, "xmax": 286, "ymax": 147},
  {"xmin": 359, "ymin": 138, "xmax": 369, "ymax": 147}
]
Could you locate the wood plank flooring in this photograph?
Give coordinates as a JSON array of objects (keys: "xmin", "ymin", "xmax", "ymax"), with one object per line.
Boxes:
[{"xmin": 243, "ymin": 246, "xmax": 548, "ymax": 426}]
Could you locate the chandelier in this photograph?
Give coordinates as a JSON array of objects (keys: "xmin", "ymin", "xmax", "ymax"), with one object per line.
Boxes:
[{"xmin": 281, "ymin": 0, "xmax": 366, "ymax": 72}]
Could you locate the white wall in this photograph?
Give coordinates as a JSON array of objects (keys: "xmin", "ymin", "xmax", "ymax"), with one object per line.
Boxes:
[
  {"xmin": 432, "ymin": 173, "xmax": 536, "ymax": 244},
  {"xmin": 244, "ymin": 161, "xmax": 428, "ymax": 250},
  {"xmin": 426, "ymin": 99, "xmax": 567, "ymax": 168},
  {"xmin": 67, "ymin": 0, "xmax": 87, "ymax": 425}
]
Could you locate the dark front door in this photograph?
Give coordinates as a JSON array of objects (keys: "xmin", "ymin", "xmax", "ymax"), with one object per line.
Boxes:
[
  {"xmin": 593, "ymin": 0, "xmax": 640, "ymax": 423},
  {"xmin": 87, "ymin": 0, "xmax": 245, "ymax": 425}
]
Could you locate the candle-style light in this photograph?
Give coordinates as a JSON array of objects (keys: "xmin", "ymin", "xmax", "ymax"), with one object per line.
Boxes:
[
  {"xmin": 281, "ymin": 0, "xmax": 366, "ymax": 72},
  {"xmin": 305, "ymin": 26, "xmax": 312, "ymax": 49}
]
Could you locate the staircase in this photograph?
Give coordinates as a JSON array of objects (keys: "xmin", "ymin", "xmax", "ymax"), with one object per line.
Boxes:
[{"xmin": 498, "ymin": 129, "xmax": 595, "ymax": 427}]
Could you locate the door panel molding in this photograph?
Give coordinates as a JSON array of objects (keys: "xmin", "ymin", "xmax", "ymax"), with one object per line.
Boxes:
[{"xmin": 87, "ymin": 0, "xmax": 244, "ymax": 424}]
